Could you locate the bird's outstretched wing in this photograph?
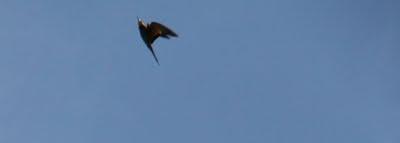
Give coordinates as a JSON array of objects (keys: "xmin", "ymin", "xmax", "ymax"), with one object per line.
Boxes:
[{"xmin": 149, "ymin": 22, "xmax": 178, "ymax": 44}]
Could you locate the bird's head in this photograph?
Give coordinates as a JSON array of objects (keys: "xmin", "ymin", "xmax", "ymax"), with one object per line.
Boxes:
[{"xmin": 137, "ymin": 17, "xmax": 146, "ymax": 27}]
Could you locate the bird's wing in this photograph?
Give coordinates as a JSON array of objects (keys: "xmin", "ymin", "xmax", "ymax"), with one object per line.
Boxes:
[{"xmin": 149, "ymin": 22, "xmax": 178, "ymax": 44}]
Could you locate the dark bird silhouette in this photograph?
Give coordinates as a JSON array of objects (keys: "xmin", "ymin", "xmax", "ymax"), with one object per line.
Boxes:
[{"xmin": 137, "ymin": 17, "xmax": 178, "ymax": 65}]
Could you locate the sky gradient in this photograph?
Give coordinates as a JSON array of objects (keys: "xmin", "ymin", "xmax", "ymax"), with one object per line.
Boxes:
[{"xmin": 0, "ymin": 0, "xmax": 399, "ymax": 143}]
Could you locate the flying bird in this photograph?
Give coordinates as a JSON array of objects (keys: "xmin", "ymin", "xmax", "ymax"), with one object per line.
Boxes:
[{"xmin": 137, "ymin": 17, "xmax": 178, "ymax": 65}]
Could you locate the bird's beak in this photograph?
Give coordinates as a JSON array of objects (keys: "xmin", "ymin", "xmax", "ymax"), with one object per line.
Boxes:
[{"xmin": 137, "ymin": 16, "xmax": 140, "ymax": 22}]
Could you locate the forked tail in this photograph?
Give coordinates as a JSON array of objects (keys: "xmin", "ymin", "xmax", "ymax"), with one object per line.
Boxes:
[{"xmin": 147, "ymin": 44, "xmax": 160, "ymax": 65}]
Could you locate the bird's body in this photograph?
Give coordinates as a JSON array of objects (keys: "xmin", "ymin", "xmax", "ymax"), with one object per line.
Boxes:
[{"xmin": 137, "ymin": 18, "xmax": 178, "ymax": 65}]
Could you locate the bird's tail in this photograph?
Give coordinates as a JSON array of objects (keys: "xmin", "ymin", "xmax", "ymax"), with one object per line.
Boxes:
[{"xmin": 147, "ymin": 44, "xmax": 160, "ymax": 65}]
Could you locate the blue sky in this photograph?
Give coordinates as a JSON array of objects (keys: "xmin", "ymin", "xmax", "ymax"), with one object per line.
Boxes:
[{"xmin": 0, "ymin": 0, "xmax": 399, "ymax": 142}]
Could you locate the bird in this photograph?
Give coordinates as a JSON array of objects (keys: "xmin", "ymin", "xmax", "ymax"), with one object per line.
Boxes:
[{"xmin": 137, "ymin": 17, "xmax": 178, "ymax": 65}]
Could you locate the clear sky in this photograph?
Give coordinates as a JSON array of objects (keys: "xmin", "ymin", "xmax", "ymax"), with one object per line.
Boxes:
[{"xmin": 0, "ymin": 0, "xmax": 399, "ymax": 143}]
